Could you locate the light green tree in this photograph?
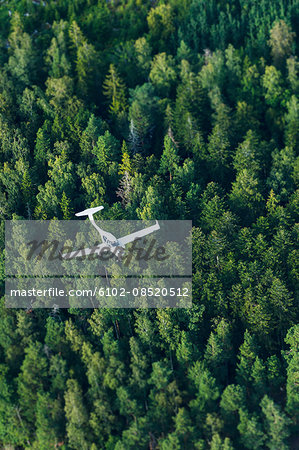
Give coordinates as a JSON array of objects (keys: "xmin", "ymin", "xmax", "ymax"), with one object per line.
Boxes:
[
  {"xmin": 268, "ymin": 20, "xmax": 295, "ymax": 67},
  {"xmin": 149, "ymin": 53, "xmax": 177, "ymax": 96},
  {"xmin": 103, "ymin": 64, "xmax": 127, "ymax": 117},
  {"xmin": 260, "ymin": 395, "xmax": 291, "ymax": 450},
  {"xmin": 160, "ymin": 134, "xmax": 179, "ymax": 181},
  {"xmin": 147, "ymin": 5, "xmax": 174, "ymax": 42},
  {"xmin": 64, "ymin": 379, "xmax": 91, "ymax": 449}
]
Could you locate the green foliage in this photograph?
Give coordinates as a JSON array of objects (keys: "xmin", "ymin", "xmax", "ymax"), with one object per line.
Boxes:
[
  {"xmin": 147, "ymin": 4, "xmax": 175, "ymax": 48},
  {"xmin": 262, "ymin": 65, "xmax": 285, "ymax": 108},
  {"xmin": 237, "ymin": 409, "xmax": 266, "ymax": 449},
  {"xmin": 260, "ymin": 395, "xmax": 291, "ymax": 450},
  {"xmin": 134, "ymin": 37, "xmax": 152, "ymax": 74},
  {"xmin": 8, "ymin": 12, "xmax": 37, "ymax": 88},
  {"xmin": 284, "ymin": 325, "xmax": 299, "ymax": 418},
  {"xmin": 149, "ymin": 53, "xmax": 177, "ymax": 96},
  {"xmin": 60, "ymin": 191, "xmax": 73, "ymax": 219},
  {"xmin": 64, "ymin": 379, "xmax": 91, "ymax": 449},
  {"xmin": 46, "ymin": 20, "xmax": 71, "ymax": 78},
  {"xmin": 17, "ymin": 342, "xmax": 48, "ymax": 425},
  {"xmin": 103, "ymin": 64, "xmax": 127, "ymax": 117},
  {"xmin": 0, "ymin": 0, "xmax": 297, "ymax": 447},
  {"xmin": 159, "ymin": 134, "xmax": 180, "ymax": 180},
  {"xmin": 128, "ymin": 83, "xmax": 160, "ymax": 153},
  {"xmin": 229, "ymin": 169, "xmax": 264, "ymax": 223},
  {"xmin": 268, "ymin": 20, "xmax": 295, "ymax": 67}
]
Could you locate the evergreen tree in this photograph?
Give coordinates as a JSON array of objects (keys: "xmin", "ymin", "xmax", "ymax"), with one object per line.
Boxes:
[
  {"xmin": 0, "ymin": 1, "xmax": 297, "ymax": 447},
  {"xmin": 284, "ymin": 325, "xmax": 299, "ymax": 419},
  {"xmin": 103, "ymin": 64, "xmax": 127, "ymax": 117},
  {"xmin": 64, "ymin": 379, "xmax": 91, "ymax": 450},
  {"xmin": 237, "ymin": 409, "xmax": 266, "ymax": 449},
  {"xmin": 60, "ymin": 191, "xmax": 73, "ymax": 219},
  {"xmin": 17, "ymin": 342, "xmax": 48, "ymax": 426},
  {"xmin": 260, "ymin": 395, "xmax": 291, "ymax": 450},
  {"xmin": 268, "ymin": 20, "xmax": 295, "ymax": 67},
  {"xmin": 159, "ymin": 134, "xmax": 179, "ymax": 181},
  {"xmin": 149, "ymin": 53, "xmax": 177, "ymax": 96}
]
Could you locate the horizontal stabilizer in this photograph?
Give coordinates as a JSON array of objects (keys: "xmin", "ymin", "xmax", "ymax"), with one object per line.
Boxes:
[{"xmin": 75, "ymin": 206, "xmax": 104, "ymax": 217}]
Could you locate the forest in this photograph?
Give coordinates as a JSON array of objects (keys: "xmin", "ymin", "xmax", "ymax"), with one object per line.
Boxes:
[{"xmin": 0, "ymin": 0, "xmax": 298, "ymax": 448}]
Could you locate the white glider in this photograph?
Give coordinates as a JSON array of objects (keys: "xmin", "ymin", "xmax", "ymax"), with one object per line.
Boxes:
[{"xmin": 62, "ymin": 206, "xmax": 160, "ymax": 259}]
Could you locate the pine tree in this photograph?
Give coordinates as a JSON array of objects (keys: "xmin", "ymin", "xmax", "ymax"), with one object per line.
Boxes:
[
  {"xmin": 103, "ymin": 64, "xmax": 127, "ymax": 117},
  {"xmin": 268, "ymin": 20, "xmax": 295, "ymax": 67},
  {"xmin": 236, "ymin": 330, "xmax": 259, "ymax": 386},
  {"xmin": 46, "ymin": 20, "xmax": 71, "ymax": 78},
  {"xmin": 284, "ymin": 325, "xmax": 299, "ymax": 419},
  {"xmin": 118, "ymin": 141, "xmax": 132, "ymax": 176},
  {"xmin": 149, "ymin": 53, "xmax": 177, "ymax": 96},
  {"xmin": 204, "ymin": 319, "xmax": 233, "ymax": 383},
  {"xmin": 21, "ymin": 167, "xmax": 33, "ymax": 211},
  {"xmin": 128, "ymin": 83, "xmax": 160, "ymax": 154},
  {"xmin": 64, "ymin": 379, "xmax": 91, "ymax": 450},
  {"xmin": 206, "ymin": 104, "xmax": 232, "ymax": 183},
  {"xmin": 17, "ymin": 342, "xmax": 48, "ymax": 426},
  {"xmin": 147, "ymin": 4, "xmax": 174, "ymax": 47},
  {"xmin": 237, "ymin": 409, "xmax": 266, "ymax": 449},
  {"xmin": 284, "ymin": 95, "xmax": 299, "ymax": 149},
  {"xmin": 60, "ymin": 191, "xmax": 73, "ymax": 219},
  {"xmin": 229, "ymin": 169, "xmax": 263, "ymax": 224},
  {"xmin": 35, "ymin": 393, "xmax": 62, "ymax": 449},
  {"xmin": 188, "ymin": 361, "xmax": 220, "ymax": 418},
  {"xmin": 134, "ymin": 37, "xmax": 152, "ymax": 75},
  {"xmin": 8, "ymin": 12, "xmax": 37, "ymax": 88},
  {"xmin": 260, "ymin": 395, "xmax": 291, "ymax": 450},
  {"xmin": 69, "ymin": 21, "xmax": 97, "ymax": 97},
  {"xmin": 160, "ymin": 134, "xmax": 179, "ymax": 181}
]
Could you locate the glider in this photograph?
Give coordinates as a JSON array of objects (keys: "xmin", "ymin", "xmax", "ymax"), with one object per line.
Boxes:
[{"xmin": 62, "ymin": 206, "xmax": 160, "ymax": 259}]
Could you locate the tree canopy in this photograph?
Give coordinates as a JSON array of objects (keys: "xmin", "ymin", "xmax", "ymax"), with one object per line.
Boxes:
[{"xmin": 0, "ymin": 0, "xmax": 298, "ymax": 448}]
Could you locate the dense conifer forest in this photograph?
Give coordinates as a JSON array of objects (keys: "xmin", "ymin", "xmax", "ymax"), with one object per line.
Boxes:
[{"xmin": 0, "ymin": 0, "xmax": 298, "ymax": 448}]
